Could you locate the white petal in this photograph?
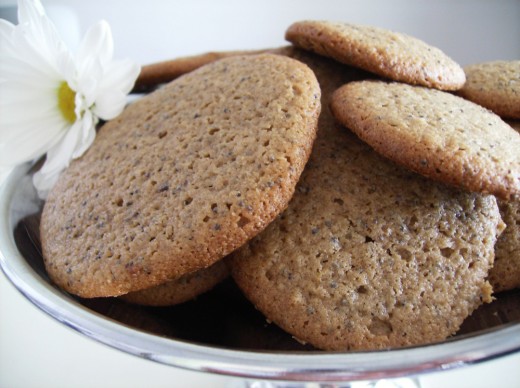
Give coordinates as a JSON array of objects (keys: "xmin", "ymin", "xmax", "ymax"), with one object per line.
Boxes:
[
  {"xmin": 76, "ymin": 20, "xmax": 113, "ymax": 70},
  {"xmin": 40, "ymin": 120, "xmax": 82, "ymax": 173},
  {"xmin": 98, "ymin": 59, "xmax": 141, "ymax": 95},
  {"xmin": 0, "ymin": 97, "xmax": 58, "ymax": 125},
  {"xmin": 18, "ymin": 0, "xmax": 46, "ymax": 25},
  {"xmin": 0, "ymin": 116, "xmax": 67, "ymax": 166},
  {"xmin": 16, "ymin": 0, "xmax": 67, "ymax": 72},
  {"xmin": 32, "ymin": 113, "xmax": 97, "ymax": 198},
  {"xmin": 0, "ymin": 54, "xmax": 61, "ymax": 86},
  {"xmin": 0, "ymin": 19, "xmax": 15, "ymax": 37},
  {"xmin": 0, "ymin": 10, "xmax": 65, "ymax": 81},
  {"xmin": 73, "ymin": 58, "xmax": 102, "ymax": 107},
  {"xmin": 71, "ymin": 110, "xmax": 96, "ymax": 158},
  {"xmin": 32, "ymin": 167, "xmax": 60, "ymax": 199},
  {"xmin": 93, "ymin": 90, "xmax": 126, "ymax": 120},
  {"xmin": 0, "ymin": 79, "xmax": 60, "ymax": 123},
  {"xmin": 33, "ymin": 160, "xmax": 62, "ymax": 199},
  {"xmin": 56, "ymin": 49, "xmax": 76, "ymax": 84},
  {"xmin": 0, "ymin": 79, "xmax": 66, "ymax": 166}
]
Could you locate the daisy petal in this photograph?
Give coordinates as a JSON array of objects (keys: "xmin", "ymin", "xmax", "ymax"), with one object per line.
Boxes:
[
  {"xmin": 40, "ymin": 119, "xmax": 82, "ymax": 173},
  {"xmin": 32, "ymin": 167, "xmax": 60, "ymax": 199},
  {"xmin": 0, "ymin": 116, "xmax": 67, "ymax": 166},
  {"xmin": 18, "ymin": 0, "xmax": 46, "ymax": 25},
  {"xmin": 0, "ymin": 19, "xmax": 15, "ymax": 37},
  {"xmin": 17, "ymin": 0, "xmax": 67, "ymax": 71},
  {"xmin": 32, "ymin": 147, "xmax": 67, "ymax": 199},
  {"xmin": 93, "ymin": 90, "xmax": 126, "ymax": 120},
  {"xmin": 71, "ymin": 110, "xmax": 96, "ymax": 158},
  {"xmin": 76, "ymin": 20, "xmax": 113, "ymax": 69},
  {"xmin": 98, "ymin": 59, "xmax": 141, "ymax": 95},
  {"xmin": 3, "ymin": 1, "xmax": 138, "ymax": 196},
  {"xmin": 73, "ymin": 55, "xmax": 103, "ymax": 107}
]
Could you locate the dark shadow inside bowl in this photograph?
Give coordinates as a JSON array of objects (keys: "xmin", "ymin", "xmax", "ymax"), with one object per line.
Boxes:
[
  {"xmin": 13, "ymin": 212, "xmax": 315, "ymax": 351},
  {"xmin": 13, "ymin": 210, "xmax": 520, "ymax": 353}
]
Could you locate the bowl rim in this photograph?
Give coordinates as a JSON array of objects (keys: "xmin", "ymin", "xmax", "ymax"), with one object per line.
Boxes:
[{"xmin": 1, "ymin": 164, "xmax": 520, "ymax": 383}]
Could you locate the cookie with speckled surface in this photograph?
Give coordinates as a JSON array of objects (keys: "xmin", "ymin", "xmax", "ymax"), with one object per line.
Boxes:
[
  {"xmin": 489, "ymin": 120, "xmax": 520, "ymax": 292},
  {"xmin": 285, "ymin": 20, "xmax": 465, "ymax": 90},
  {"xmin": 228, "ymin": 56, "xmax": 503, "ymax": 351},
  {"xmin": 330, "ymin": 80, "xmax": 520, "ymax": 200},
  {"xmin": 40, "ymin": 54, "xmax": 321, "ymax": 298},
  {"xmin": 490, "ymin": 195, "xmax": 520, "ymax": 292},
  {"xmin": 457, "ymin": 61, "xmax": 520, "ymax": 119},
  {"xmin": 134, "ymin": 49, "xmax": 267, "ymax": 92},
  {"xmin": 121, "ymin": 260, "xmax": 229, "ymax": 306}
]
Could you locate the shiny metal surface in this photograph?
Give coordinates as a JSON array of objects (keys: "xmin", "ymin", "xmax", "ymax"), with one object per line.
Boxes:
[{"xmin": 1, "ymin": 164, "xmax": 520, "ymax": 383}]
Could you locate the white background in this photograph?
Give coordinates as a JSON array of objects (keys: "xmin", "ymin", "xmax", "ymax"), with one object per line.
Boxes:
[{"xmin": 1, "ymin": 0, "xmax": 520, "ymax": 387}]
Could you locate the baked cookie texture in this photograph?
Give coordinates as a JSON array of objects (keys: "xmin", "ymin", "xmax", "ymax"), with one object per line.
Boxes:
[
  {"xmin": 121, "ymin": 260, "xmax": 229, "ymax": 306},
  {"xmin": 134, "ymin": 49, "xmax": 267, "ymax": 92},
  {"xmin": 490, "ymin": 195, "xmax": 520, "ymax": 292},
  {"xmin": 330, "ymin": 80, "xmax": 520, "ymax": 200},
  {"xmin": 285, "ymin": 20, "xmax": 465, "ymax": 90},
  {"xmin": 490, "ymin": 121, "xmax": 520, "ymax": 292},
  {"xmin": 40, "ymin": 54, "xmax": 321, "ymax": 298},
  {"xmin": 458, "ymin": 61, "xmax": 520, "ymax": 119},
  {"xmin": 228, "ymin": 53, "xmax": 503, "ymax": 351}
]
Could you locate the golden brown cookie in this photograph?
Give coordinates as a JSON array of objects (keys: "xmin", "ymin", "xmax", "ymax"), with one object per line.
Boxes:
[
  {"xmin": 285, "ymin": 20, "xmax": 465, "ymax": 90},
  {"xmin": 489, "ymin": 121, "xmax": 520, "ymax": 292},
  {"xmin": 331, "ymin": 80, "xmax": 520, "ymax": 200},
  {"xmin": 40, "ymin": 54, "xmax": 321, "ymax": 298},
  {"xmin": 458, "ymin": 61, "xmax": 520, "ymax": 119},
  {"xmin": 228, "ymin": 55, "xmax": 503, "ymax": 351},
  {"xmin": 121, "ymin": 260, "xmax": 229, "ymax": 306},
  {"xmin": 490, "ymin": 195, "xmax": 520, "ymax": 292},
  {"xmin": 134, "ymin": 49, "xmax": 267, "ymax": 92}
]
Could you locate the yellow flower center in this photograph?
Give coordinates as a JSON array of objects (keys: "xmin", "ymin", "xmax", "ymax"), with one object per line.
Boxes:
[{"xmin": 57, "ymin": 81, "xmax": 77, "ymax": 124}]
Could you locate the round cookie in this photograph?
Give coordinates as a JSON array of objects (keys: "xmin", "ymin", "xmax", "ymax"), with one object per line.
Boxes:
[
  {"xmin": 40, "ymin": 54, "xmax": 321, "ymax": 298},
  {"xmin": 228, "ymin": 56, "xmax": 503, "ymax": 351},
  {"xmin": 490, "ymin": 195, "xmax": 520, "ymax": 292},
  {"xmin": 285, "ymin": 20, "xmax": 465, "ymax": 90},
  {"xmin": 134, "ymin": 49, "xmax": 267, "ymax": 93},
  {"xmin": 457, "ymin": 61, "xmax": 520, "ymax": 119},
  {"xmin": 330, "ymin": 80, "xmax": 520, "ymax": 200},
  {"xmin": 489, "ymin": 121, "xmax": 520, "ymax": 292},
  {"xmin": 121, "ymin": 260, "xmax": 229, "ymax": 306}
]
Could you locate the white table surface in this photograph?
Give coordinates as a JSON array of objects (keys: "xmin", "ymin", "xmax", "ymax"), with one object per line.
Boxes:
[{"xmin": 1, "ymin": 1, "xmax": 520, "ymax": 387}]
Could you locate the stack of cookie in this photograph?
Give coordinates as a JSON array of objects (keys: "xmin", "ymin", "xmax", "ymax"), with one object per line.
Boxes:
[{"xmin": 39, "ymin": 20, "xmax": 520, "ymax": 351}]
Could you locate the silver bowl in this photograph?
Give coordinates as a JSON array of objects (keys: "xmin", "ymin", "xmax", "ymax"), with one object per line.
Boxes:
[{"xmin": 1, "ymin": 163, "xmax": 520, "ymax": 385}]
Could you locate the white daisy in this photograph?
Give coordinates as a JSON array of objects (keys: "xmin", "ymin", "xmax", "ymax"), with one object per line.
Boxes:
[{"xmin": 0, "ymin": 0, "xmax": 140, "ymax": 198}]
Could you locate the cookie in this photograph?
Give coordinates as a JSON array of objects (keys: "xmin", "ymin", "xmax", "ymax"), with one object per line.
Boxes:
[
  {"xmin": 40, "ymin": 54, "xmax": 321, "ymax": 298},
  {"xmin": 490, "ymin": 195, "xmax": 520, "ymax": 292},
  {"xmin": 457, "ymin": 61, "xmax": 520, "ymax": 119},
  {"xmin": 228, "ymin": 54, "xmax": 503, "ymax": 351},
  {"xmin": 489, "ymin": 121, "xmax": 520, "ymax": 292},
  {"xmin": 134, "ymin": 49, "xmax": 267, "ymax": 92},
  {"xmin": 121, "ymin": 260, "xmax": 229, "ymax": 306},
  {"xmin": 285, "ymin": 20, "xmax": 465, "ymax": 90},
  {"xmin": 331, "ymin": 80, "xmax": 520, "ymax": 200}
]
